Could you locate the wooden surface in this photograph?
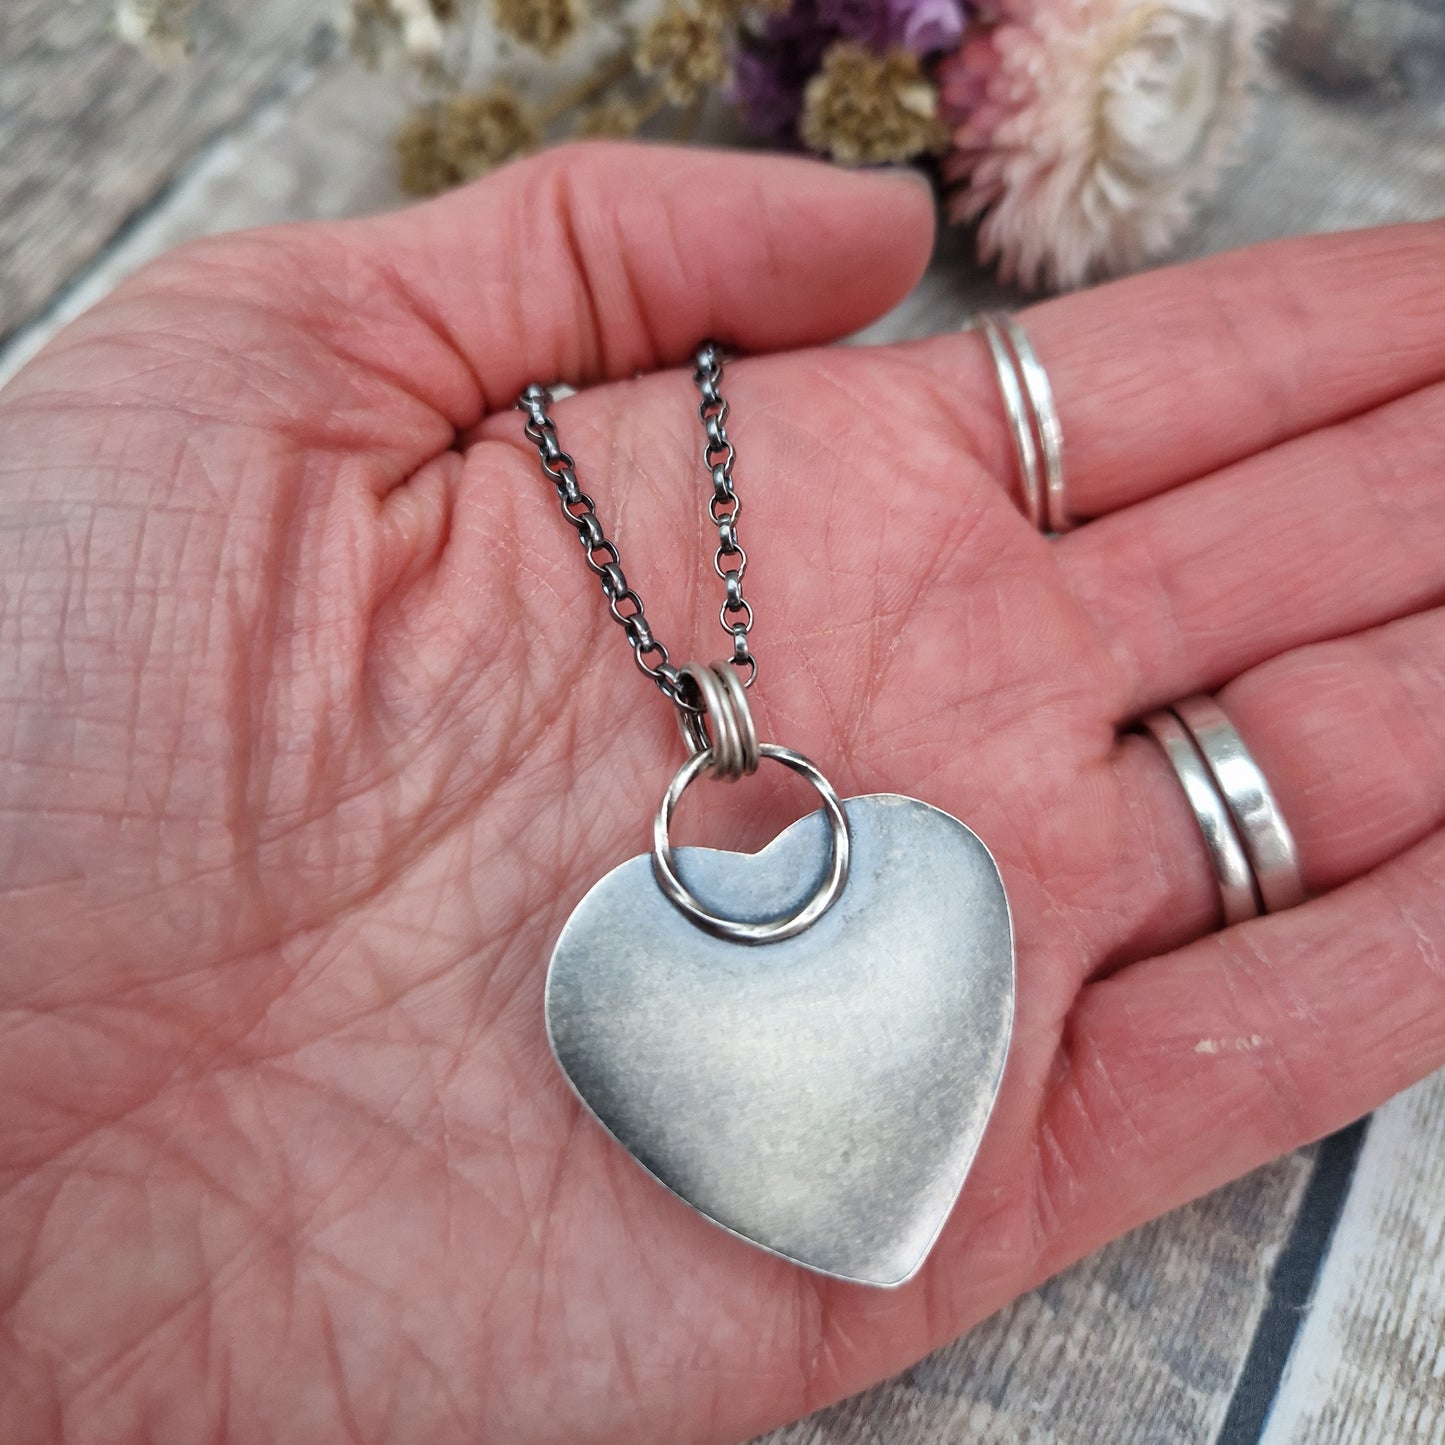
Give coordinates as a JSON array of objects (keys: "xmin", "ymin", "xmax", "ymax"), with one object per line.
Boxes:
[
  {"xmin": 1262, "ymin": 1077, "xmax": 1445, "ymax": 1445},
  {"xmin": 0, "ymin": 0, "xmax": 334, "ymax": 346},
  {"xmin": 3, "ymin": 1, "xmax": 1444, "ymax": 1440}
]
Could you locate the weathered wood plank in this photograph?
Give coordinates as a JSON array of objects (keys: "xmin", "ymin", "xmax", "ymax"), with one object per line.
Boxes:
[
  {"xmin": 1260, "ymin": 1074, "xmax": 1445, "ymax": 1445},
  {"xmin": 0, "ymin": 0, "xmax": 332, "ymax": 344},
  {"xmin": 752, "ymin": 1154, "xmax": 1316, "ymax": 1445},
  {"xmin": 0, "ymin": 60, "xmax": 407, "ymax": 387}
]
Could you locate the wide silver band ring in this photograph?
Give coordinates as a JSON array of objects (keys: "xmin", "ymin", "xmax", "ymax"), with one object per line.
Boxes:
[
  {"xmin": 1141, "ymin": 709, "xmax": 1261, "ymax": 925},
  {"xmin": 1171, "ymin": 696, "xmax": 1307, "ymax": 914},
  {"xmin": 975, "ymin": 311, "xmax": 1073, "ymax": 534},
  {"xmin": 1142, "ymin": 695, "xmax": 1306, "ymax": 924}
]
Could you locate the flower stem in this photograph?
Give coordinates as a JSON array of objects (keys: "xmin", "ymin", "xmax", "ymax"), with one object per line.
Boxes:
[{"xmin": 536, "ymin": 50, "xmax": 635, "ymax": 126}]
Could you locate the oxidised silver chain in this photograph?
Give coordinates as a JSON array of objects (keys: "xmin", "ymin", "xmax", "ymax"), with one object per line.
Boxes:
[
  {"xmin": 518, "ymin": 342, "xmax": 755, "ymax": 710},
  {"xmin": 694, "ymin": 343, "xmax": 756, "ymax": 690}
]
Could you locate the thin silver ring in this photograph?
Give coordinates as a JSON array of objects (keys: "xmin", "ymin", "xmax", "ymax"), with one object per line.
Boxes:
[
  {"xmin": 678, "ymin": 663, "xmax": 741, "ymax": 779},
  {"xmin": 1171, "ymin": 697, "xmax": 1306, "ymax": 913},
  {"xmin": 976, "ymin": 314, "xmax": 1043, "ymax": 530},
  {"xmin": 675, "ymin": 660, "xmax": 759, "ymax": 780},
  {"xmin": 709, "ymin": 659, "xmax": 759, "ymax": 777},
  {"xmin": 652, "ymin": 743, "xmax": 851, "ymax": 944},
  {"xmin": 1141, "ymin": 709, "xmax": 1261, "ymax": 926},
  {"xmin": 997, "ymin": 314, "xmax": 1071, "ymax": 534}
]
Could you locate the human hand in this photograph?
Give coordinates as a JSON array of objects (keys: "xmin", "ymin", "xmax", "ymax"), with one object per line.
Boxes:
[{"xmin": 2, "ymin": 143, "xmax": 1442, "ymax": 1445}]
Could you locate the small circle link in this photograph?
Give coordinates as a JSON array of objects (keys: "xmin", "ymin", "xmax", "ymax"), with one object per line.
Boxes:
[
  {"xmin": 584, "ymin": 539, "xmax": 621, "ymax": 573},
  {"xmin": 608, "ymin": 587, "xmax": 644, "ymax": 623},
  {"xmin": 574, "ymin": 511, "xmax": 605, "ymax": 550},
  {"xmin": 720, "ymin": 596, "xmax": 754, "ymax": 631},
  {"xmin": 598, "ymin": 561, "xmax": 628, "ymax": 599}
]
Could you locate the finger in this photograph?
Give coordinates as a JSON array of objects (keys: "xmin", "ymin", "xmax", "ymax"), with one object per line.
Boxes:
[
  {"xmin": 1088, "ymin": 605, "xmax": 1445, "ymax": 969},
  {"xmin": 1060, "ymin": 377, "xmax": 1445, "ymax": 715},
  {"xmin": 900, "ymin": 221, "xmax": 1445, "ymax": 519},
  {"xmin": 338, "ymin": 142, "xmax": 936, "ymax": 418},
  {"xmin": 14, "ymin": 144, "xmax": 933, "ymax": 446},
  {"xmin": 1030, "ymin": 824, "xmax": 1445, "ymax": 1286}
]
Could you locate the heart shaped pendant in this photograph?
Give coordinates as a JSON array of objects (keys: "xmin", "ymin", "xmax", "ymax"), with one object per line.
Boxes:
[{"xmin": 546, "ymin": 792, "xmax": 1015, "ymax": 1287}]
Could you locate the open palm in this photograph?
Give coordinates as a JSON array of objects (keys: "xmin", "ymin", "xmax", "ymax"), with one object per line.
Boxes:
[{"xmin": 3, "ymin": 144, "xmax": 1443, "ymax": 1445}]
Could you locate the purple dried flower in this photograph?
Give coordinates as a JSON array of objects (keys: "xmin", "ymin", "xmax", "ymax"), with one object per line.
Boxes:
[
  {"xmin": 729, "ymin": 48, "xmax": 809, "ymax": 140},
  {"xmin": 887, "ymin": 0, "xmax": 966, "ymax": 54},
  {"xmin": 817, "ymin": 0, "xmax": 893, "ymax": 48}
]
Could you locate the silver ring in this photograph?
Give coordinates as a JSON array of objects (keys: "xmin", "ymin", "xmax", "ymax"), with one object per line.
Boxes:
[
  {"xmin": 652, "ymin": 743, "xmax": 851, "ymax": 944},
  {"xmin": 675, "ymin": 660, "xmax": 759, "ymax": 780},
  {"xmin": 975, "ymin": 311, "xmax": 1073, "ymax": 534},
  {"xmin": 1171, "ymin": 697, "xmax": 1306, "ymax": 914},
  {"xmin": 976, "ymin": 314, "xmax": 1042, "ymax": 530},
  {"xmin": 1141, "ymin": 709, "xmax": 1261, "ymax": 926}
]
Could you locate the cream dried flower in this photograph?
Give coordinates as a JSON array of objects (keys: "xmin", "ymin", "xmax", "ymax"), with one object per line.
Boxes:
[
  {"xmin": 340, "ymin": 0, "xmax": 454, "ymax": 63},
  {"xmin": 113, "ymin": 0, "xmax": 194, "ymax": 66},
  {"xmin": 940, "ymin": 0, "xmax": 1277, "ymax": 291},
  {"xmin": 492, "ymin": 0, "xmax": 586, "ymax": 55},
  {"xmin": 635, "ymin": 3, "xmax": 731, "ymax": 104},
  {"xmin": 396, "ymin": 89, "xmax": 538, "ymax": 195},
  {"xmin": 800, "ymin": 42, "xmax": 948, "ymax": 165}
]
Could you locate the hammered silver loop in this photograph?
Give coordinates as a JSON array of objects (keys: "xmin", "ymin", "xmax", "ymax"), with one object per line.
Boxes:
[
  {"xmin": 675, "ymin": 661, "xmax": 760, "ymax": 781},
  {"xmin": 652, "ymin": 744, "xmax": 852, "ymax": 944}
]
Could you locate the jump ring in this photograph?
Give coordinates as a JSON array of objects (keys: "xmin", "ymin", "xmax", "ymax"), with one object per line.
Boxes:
[
  {"xmin": 674, "ymin": 661, "xmax": 759, "ymax": 780},
  {"xmin": 709, "ymin": 659, "xmax": 760, "ymax": 776},
  {"xmin": 652, "ymin": 744, "xmax": 851, "ymax": 944}
]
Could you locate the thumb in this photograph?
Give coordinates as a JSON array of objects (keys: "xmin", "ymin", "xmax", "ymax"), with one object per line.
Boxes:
[{"xmin": 342, "ymin": 140, "xmax": 937, "ymax": 411}]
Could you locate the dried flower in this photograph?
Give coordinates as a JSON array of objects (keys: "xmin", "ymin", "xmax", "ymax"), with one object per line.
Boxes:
[
  {"xmin": 492, "ymin": 0, "xmax": 586, "ymax": 56},
  {"xmin": 396, "ymin": 89, "xmax": 538, "ymax": 195},
  {"xmin": 392, "ymin": 0, "xmax": 448, "ymax": 59},
  {"xmin": 800, "ymin": 41, "xmax": 948, "ymax": 164},
  {"xmin": 113, "ymin": 0, "xmax": 194, "ymax": 65},
  {"xmin": 733, "ymin": 0, "xmax": 964, "ymax": 145},
  {"xmin": 341, "ymin": 0, "xmax": 455, "ymax": 63},
  {"xmin": 888, "ymin": 0, "xmax": 965, "ymax": 55},
  {"xmin": 729, "ymin": 47, "xmax": 810, "ymax": 140},
  {"xmin": 940, "ymin": 0, "xmax": 1275, "ymax": 290},
  {"xmin": 636, "ymin": 3, "xmax": 731, "ymax": 104},
  {"xmin": 815, "ymin": 0, "xmax": 893, "ymax": 48},
  {"xmin": 574, "ymin": 97, "xmax": 644, "ymax": 136}
]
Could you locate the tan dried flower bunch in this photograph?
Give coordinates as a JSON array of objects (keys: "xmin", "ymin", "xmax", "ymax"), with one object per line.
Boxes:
[
  {"xmin": 353, "ymin": 0, "xmax": 764, "ymax": 197},
  {"xmin": 396, "ymin": 89, "xmax": 539, "ymax": 193},
  {"xmin": 493, "ymin": 0, "xmax": 585, "ymax": 56},
  {"xmin": 799, "ymin": 43, "xmax": 947, "ymax": 166}
]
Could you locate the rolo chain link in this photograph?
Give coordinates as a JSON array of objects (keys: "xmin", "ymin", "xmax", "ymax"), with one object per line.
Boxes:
[
  {"xmin": 517, "ymin": 342, "xmax": 756, "ymax": 712},
  {"xmin": 693, "ymin": 342, "xmax": 756, "ymax": 689}
]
